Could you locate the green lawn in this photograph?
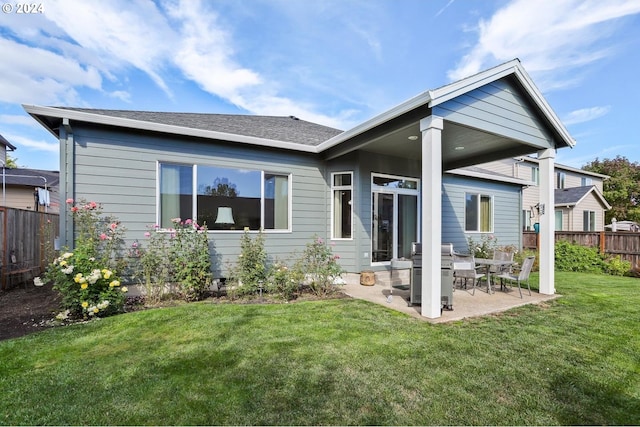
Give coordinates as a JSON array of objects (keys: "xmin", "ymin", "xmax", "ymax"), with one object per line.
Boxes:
[{"xmin": 1, "ymin": 272, "xmax": 639, "ymax": 425}]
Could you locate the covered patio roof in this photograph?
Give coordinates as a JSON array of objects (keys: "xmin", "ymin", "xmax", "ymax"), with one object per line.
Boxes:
[{"xmin": 318, "ymin": 58, "xmax": 574, "ymax": 169}]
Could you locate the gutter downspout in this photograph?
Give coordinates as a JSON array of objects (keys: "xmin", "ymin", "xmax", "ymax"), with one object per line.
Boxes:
[{"xmin": 61, "ymin": 118, "xmax": 74, "ymax": 249}]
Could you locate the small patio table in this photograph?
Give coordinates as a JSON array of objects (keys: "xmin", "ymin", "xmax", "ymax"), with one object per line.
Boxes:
[{"xmin": 474, "ymin": 258, "xmax": 514, "ymax": 294}]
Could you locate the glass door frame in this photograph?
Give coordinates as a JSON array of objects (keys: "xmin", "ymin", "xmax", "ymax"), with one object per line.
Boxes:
[{"xmin": 370, "ymin": 173, "xmax": 421, "ymax": 266}]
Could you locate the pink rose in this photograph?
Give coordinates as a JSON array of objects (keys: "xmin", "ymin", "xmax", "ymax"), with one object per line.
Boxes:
[
  {"xmin": 65, "ymin": 198, "xmax": 74, "ymax": 204},
  {"xmin": 100, "ymin": 233, "xmax": 107, "ymax": 240},
  {"xmin": 144, "ymin": 232, "xmax": 151, "ymax": 237}
]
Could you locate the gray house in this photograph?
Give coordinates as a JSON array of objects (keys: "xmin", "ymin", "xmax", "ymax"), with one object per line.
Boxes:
[{"xmin": 25, "ymin": 59, "xmax": 573, "ymax": 319}]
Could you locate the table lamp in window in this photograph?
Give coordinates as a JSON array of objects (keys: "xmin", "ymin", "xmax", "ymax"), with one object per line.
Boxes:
[{"xmin": 215, "ymin": 207, "xmax": 235, "ymax": 230}]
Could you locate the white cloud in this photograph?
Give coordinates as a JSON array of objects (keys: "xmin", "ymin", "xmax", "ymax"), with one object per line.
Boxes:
[
  {"xmin": 0, "ymin": 114, "xmax": 40, "ymax": 127},
  {"xmin": 167, "ymin": 0, "xmax": 261, "ymax": 100},
  {"xmin": 44, "ymin": 0, "xmax": 176, "ymax": 97},
  {"xmin": 563, "ymin": 106, "xmax": 612, "ymax": 125},
  {"xmin": 0, "ymin": 38, "xmax": 101, "ymax": 105},
  {"xmin": 4, "ymin": 133, "xmax": 59, "ymax": 153},
  {"xmin": 447, "ymin": 0, "xmax": 640, "ymax": 90}
]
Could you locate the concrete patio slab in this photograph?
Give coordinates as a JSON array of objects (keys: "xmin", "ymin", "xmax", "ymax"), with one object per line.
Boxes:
[{"xmin": 341, "ymin": 276, "xmax": 560, "ymax": 323}]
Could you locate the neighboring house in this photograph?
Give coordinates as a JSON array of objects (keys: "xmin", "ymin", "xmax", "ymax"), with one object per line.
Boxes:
[
  {"xmin": 477, "ymin": 157, "xmax": 610, "ymax": 231},
  {"xmin": 0, "ymin": 134, "xmax": 60, "ymax": 213},
  {"xmin": 25, "ymin": 59, "xmax": 574, "ymax": 319},
  {"xmin": 1, "ymin": 168, "xmax": 60, "ymax": 213}
]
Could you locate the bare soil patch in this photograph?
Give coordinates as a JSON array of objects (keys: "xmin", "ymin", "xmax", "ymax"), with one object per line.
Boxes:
[{"xmin": 0, "ymin": 281, "xmax": 61, "ymax": 341}]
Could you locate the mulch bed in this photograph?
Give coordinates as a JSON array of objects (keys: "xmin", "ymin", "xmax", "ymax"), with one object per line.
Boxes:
[{"xmin": 0, "ymin": 281, "xmax": 61, "ymax": 341}]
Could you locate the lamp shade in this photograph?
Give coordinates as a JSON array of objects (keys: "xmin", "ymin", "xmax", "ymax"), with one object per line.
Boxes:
[{"xmin": 215, "ymin": 207, "xmax": 235, "ymax": 224}]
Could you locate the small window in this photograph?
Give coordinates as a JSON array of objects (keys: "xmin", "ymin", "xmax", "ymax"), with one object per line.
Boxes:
[
  {"xmin": 583, "ymin": 210, "xmax": 596, "ymax": 231},
  {"xmin": 555, "ymin": 210, "xmax": 563, "ymax": 231},
  {"xmin": 557, "ymin": 172, "xmax": 566, "ymax": 189},
  {"xmin": 581, "ymin": 177, "xmax": 593, "ymax": 186},
  {"xmin": 159, "ymin": 163, "xmax": 193, "ymax": 229},
  {"xmin": 465, "ymin": 193, "xmax": 493, "ymax": 232},
  {"xmin": 332, "ymin": 172, "xmax": 353, "ymax": 239},
  {"xmin": 522, "ymin": 209, "xmax": 532, "ymax": 231},
  {"xmin": 531, "ymin": 167, "xmax": 540, "ymax": 185}
]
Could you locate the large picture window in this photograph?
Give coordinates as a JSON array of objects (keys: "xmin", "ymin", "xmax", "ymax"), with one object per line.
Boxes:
[
  {"xmin": 332, "ymin": 172, "xmax": 353, "ymax": 239},
  {"xmin": 465, "ymin": 193, "xmax": 493, "ymax": 232},
  {"xmin": 159, "ymin": 163, "xmax": 290, "ymax": 231}
]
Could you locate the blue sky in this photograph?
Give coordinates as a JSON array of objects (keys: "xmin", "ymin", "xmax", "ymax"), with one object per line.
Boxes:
[{"xmin": 1, "ymin": 0, "xmax": 639, "ymax": 171}]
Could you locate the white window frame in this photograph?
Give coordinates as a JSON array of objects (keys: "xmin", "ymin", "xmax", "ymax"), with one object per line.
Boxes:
[
  {"xmin": 331, "ymin": 171, "xmax": 354, "ymax": 240},
  {"xmin": 532, "ymin": 166, "xmax": 540, "ymax": 185},
  {"xmin": 370, "ymin": 173, "xmax": 421, "ymax": 266},
  {"xmin": 464, "ymin": 192, "xmax": 494, "ymax": 233},
  {"xmin": 583, "ymin": 210, "xmax": 596, "ymax": 231},
  {"xmin": 557, "ymin": 172, "xmax": 566, "ymax": 189},
  {"xmin": 555, "ymin": 210, "xmax": 564, "ymax": 231},
  {"xmin": 156, "ymin": 162, "xmax": 292, "ymax": 233}
]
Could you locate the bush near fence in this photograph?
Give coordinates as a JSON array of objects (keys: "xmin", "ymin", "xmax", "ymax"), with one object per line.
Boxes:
[{"xmin": 524, "ymin": 231, "xmax": 640, "ymax": 273}]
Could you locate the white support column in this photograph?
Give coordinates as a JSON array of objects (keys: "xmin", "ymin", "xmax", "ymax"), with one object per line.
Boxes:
[
  {"xmin": 538, "ymin": 148, "xmax": 556, "ymax": 295},
  {"xmin": 419, "ymin": 116, "xmax": 444, "ymax": 318}
]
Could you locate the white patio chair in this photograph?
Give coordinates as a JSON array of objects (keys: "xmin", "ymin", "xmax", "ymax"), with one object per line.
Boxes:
[{"xmin": 495, "ymin": 256, "xmax": 535, "ymax": 298}]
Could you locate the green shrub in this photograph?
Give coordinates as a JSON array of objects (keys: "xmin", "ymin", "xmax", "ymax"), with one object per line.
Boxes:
[
  {"xmin": 129, "ymin": 219, "xmax": 212, "ymax": 302},
  {"xmin": 295, "ymin": 236, "xmax": 345, "ymax": 297},
  {"xmin": 467, "ymin": 234, "xmax": 498, "ymax": 258},
  {"xmin": 227, "ymin": 230, "xmax": 269, "ymax": 299},
  {"xmin": 170, "ymin": 219, "xmax": 212, "ymax": 301},
  {"xmin": 554, "ymin": 240, "xmax": 605, "ymax": 273},
  {"xmin": 604, "ymin": 255, "xmax": 631, "ymax": 276},
  {"xmin": 44, "ymin": 199, "xmax": 128, "ymax": 319},
  {"xmin": 265, "ymin": 260, "xmax": 303, "ymax": 301}
]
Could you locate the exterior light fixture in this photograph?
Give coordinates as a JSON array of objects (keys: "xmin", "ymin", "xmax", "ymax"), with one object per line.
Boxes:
[{"xmin": 407, "ymin": 135, "xmax": 418, "ymax": 140}]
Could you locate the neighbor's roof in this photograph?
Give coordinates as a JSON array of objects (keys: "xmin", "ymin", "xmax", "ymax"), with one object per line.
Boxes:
[
  {"xmin": 555, "ymin": 185, "xmax": 611, "ymax": 210},
  {"xmin": 2, "ymin": 168, "xmax": 59, "ymax": 188},
  {"xmin": 0, "ymin": 134, "xmax": 16, "ymax": 151},
  {"xmin": 448, "ymin": 165, "xmax": 536, "ymax": 186},
  {"xmin": 518, "ymin": 156, "xmax": 609, "ymax": 180}
]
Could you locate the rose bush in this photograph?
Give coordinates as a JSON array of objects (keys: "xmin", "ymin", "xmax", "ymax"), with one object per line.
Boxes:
[{"xmin": 45, "ymin": 199, "xmax": 128, "ymax": 318}]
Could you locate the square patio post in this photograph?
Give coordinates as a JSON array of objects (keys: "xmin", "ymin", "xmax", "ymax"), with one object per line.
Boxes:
[
  {"xmin": 538, "ymin": 148, "xmax": 555, "ymax": 295},
  {"xmin": 419, "ymin": 116, "xmax": 443, "ymax": 318}
]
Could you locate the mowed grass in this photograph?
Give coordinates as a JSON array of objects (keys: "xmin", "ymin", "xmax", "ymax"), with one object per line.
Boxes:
[{"xmin": 1, "ymin": 272, "xmax": 639, "ymax": 425}]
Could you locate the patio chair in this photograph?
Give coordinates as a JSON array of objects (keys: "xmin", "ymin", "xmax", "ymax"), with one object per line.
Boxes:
[
  {"xmin": 495, "ymin": 256, "xmax": 535, "ymax": 298},
  {"xmin": 453, "ymin": 253, "xmax": 486, "ymax": 294},
  {"xmin": 490, "ymin": 250, "xmax": 514, "ymax": 275}
]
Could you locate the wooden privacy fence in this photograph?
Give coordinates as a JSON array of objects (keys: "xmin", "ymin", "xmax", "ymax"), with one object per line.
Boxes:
[
  {"xmin": 523, "ymin": 231, "xmax": 640, "ymax": 270},
  {"xmin": 0, "ymin": 207, "xmax": 59, "ymax": 289}
]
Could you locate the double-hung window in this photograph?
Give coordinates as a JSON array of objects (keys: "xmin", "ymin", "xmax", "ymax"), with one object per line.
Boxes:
[
  {"xmin": 583, "ymin": 210, "xmax": 596, "ymax": 231},
  {"xmin": 159, "ymin": 162, "xmax": 290, "ymax": 231},
  {"xmin": 465, "ymin": 193, "xmax": 493, "ymax": 232},
  {"xmin": 332, "ymin": 172, "xmax": 353, "ymax": 239}
]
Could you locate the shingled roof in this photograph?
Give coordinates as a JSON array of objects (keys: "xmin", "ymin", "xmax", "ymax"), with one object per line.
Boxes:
[
  {"xmin": 2, "ymin": 168, "xmax": 59, "ymax": 188},
  {"xmin": 555, "ymin": 185, "xmax": 610, "ymax": 209},
  {"xmin": 61, "ymin": 108, "xmax": 344, "ymax": 147}
]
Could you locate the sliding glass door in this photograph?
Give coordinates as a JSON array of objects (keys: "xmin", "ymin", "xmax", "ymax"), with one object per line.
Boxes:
[{"xmin": 371, "ymin": 174, "xmax": 419, "ymax": 264}]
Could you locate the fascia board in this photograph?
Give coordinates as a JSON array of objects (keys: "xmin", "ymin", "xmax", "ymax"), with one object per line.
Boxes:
[
  {"xmin": 427, "ymin": 60, "xmax": 520, "ymax": 108},
  {"xmin": 316, "ymin": 91, "xmax": 432, "ymax": 152},
  {"xmin": 23, "ymin": 105, "xmax": 318, "ymax": 154},
  {"xmin": 428, "ymin": 60, "xmax": 575, "ymax": 149},
  {"xmin": 511, "ymin": 67, "xmax": 575, "ymax": 148}
]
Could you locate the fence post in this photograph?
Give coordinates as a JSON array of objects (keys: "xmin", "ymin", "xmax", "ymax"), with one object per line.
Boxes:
[{"xmin": 599, "ymin": 231, "xmax": 605, "ymax": 255}]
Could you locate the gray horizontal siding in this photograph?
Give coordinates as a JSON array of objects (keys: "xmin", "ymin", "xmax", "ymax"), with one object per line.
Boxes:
[
  {"xmin": 70, "ymin": 125, "xmax": 328, "ymax": 277},
  {"xmin": 435, "ymin": 78, "xmax": 553, "ymax": 149},
  {"xmin": 442, "ymin": 175, "xmax": 522, "ymax": 253}
]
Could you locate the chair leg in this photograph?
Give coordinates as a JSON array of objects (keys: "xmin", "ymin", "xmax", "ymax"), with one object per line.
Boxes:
[{"xmin": 517, "ymin": 280, "xmax": 523, "ymax": 298}]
